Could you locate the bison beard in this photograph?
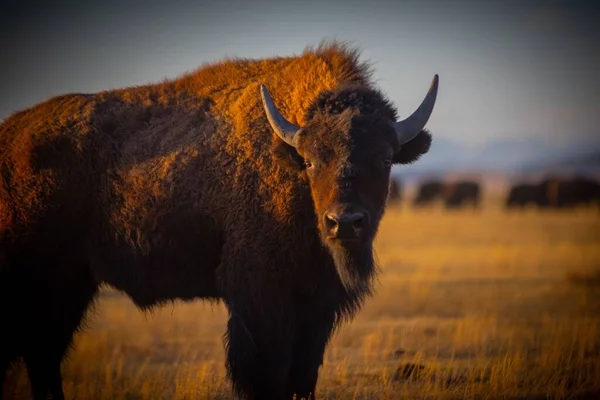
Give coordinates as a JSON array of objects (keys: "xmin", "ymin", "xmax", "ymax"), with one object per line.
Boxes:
[{"xmin": 328, "ymin": 241, "xmax": 376, "ymax": 293}]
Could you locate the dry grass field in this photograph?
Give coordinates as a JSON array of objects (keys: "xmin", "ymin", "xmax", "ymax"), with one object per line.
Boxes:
[{"xmin": 4, "ymin": 199, "xmax": 600, "ymax": 399}]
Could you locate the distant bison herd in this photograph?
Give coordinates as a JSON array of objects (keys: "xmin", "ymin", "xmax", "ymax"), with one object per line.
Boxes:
[
  {"xmin": 505, "ymin": 177, "xmax": 600, "ymax": 209},
  {"xmin": 387, "ymin": 177, "xmax": 600, "ymax": 210},
  {"xmin": 412, "ymin": 180, "xmax": 480, "ymax": 209}
]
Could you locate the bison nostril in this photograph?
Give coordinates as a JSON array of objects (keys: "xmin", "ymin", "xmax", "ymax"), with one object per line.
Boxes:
[
  {"xmin": 352, "ymin": 215, "xmax": 364, "ymax": 229},
  {"xmin": 337, "ymin": 212, "xmax": 365, "ymax": 232},
  {"xmin": 324, "ymin": 214, "xmax": 338, "ymax": 230}
]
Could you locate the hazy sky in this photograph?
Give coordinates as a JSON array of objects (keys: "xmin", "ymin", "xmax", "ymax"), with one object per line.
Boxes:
[{"xmin": 1, "ymin": 0, "xmax": 598, "ymax": 147}]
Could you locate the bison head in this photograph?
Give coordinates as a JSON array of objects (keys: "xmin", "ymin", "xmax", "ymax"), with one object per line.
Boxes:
[{"xmin": 260, "ymin": 76, "xmax": 438, "ymax": 292}]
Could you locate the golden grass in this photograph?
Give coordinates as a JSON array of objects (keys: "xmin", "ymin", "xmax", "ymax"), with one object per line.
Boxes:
[{"xmin": 4, "ymin": 202, "xmax": 600, "ymax": 399}]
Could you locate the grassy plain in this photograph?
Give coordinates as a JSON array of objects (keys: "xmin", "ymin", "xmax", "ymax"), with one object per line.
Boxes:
[{"xmin": 4, "ymin": 199, "xmax": 600, "ymax": 399}]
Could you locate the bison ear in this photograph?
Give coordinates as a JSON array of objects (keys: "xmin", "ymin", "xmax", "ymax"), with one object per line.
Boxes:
[
  {"xmin": 392, "ymin": 130, "xmax": 432, "ymax": 165},
  {"xmin": 271, "ymin": 137, "xmax": 304, "ymax": 172}
]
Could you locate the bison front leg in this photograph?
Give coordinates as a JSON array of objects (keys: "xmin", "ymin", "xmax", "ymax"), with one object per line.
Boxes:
[
  {"xmin": 7, "ymin": 257, "xmax": 98, "ymax": 400},
  {"xmin": 286, "ymin": 306, "xmax": 336, "ymax": 400},
  {"xmin": 0, "ymin": 354, "xmax": 14, "ymax": 400},
  {"xmin": 223, "ymin": 298, "xmax": 294, "ymax": 400}
]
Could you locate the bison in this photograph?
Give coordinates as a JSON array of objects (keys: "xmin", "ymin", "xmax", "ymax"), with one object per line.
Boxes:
[
  {"xmin": 505, "ymin": 180, "xmax": 557, "ymax": 209},
  {"xmin": 0, "ymin": 41, "xmax": 438, "ymax": 400},
  {"xmin": 506, "ymin": 178, "xmax": 560, "ymax": 209},
  {"xmin": 506, "ymin": 183, "xmax": 544, "ymax": 208},
  {"xmin": 443, "ymin": 181, "xmax": 481, "ymax": 209},
  {"xmin": 412, "ymin": 180, "xmax": 444, "ymax": 207},
  {"xmin": 413, "ymin": 180, "xmax": 480, "ymax": 209},
  {"xmin": 555, "ymin": 177, "xmax": 600, "ymax": 208},
  {"xmin": 506, "ymin": 177, "xmax": 600, "ymax": 209}
]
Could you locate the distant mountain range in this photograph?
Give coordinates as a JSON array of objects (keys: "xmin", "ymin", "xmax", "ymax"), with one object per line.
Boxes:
[{"xmin": 394, "ymin": 136, "xmax": 600, "ymax": 181}]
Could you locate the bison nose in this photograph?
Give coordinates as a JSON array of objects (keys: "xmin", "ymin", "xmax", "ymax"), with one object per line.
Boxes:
[{"xmin": 324, "ymin": 211, "xmax": 365, "ymax": 240}]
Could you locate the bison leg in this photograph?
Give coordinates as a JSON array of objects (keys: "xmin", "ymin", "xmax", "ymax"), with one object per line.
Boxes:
[
  {"xmin": 7, "ymin": 257, "xmax": 99, "ymax": 400},
  {"xmin": 0, "ymin": 269, "xmax": 18, "ymax": 400},
  {"xmin": 0, "ymin": 354, "xmax": 14, "ymax": 400},
  {"xmin": 23, "ymin": 356, "xmax": 64, "ymax": 400},
  {"xmin": 223, "ymin": 300, "xmax": 294, "ymax": 399},
  {"xmin": 24, "ymin": 283, "xmax": 97, "ymax": 400},
  {"xmin": 286, "ymin": 306, "xmax": 336, "ymax": 400}
]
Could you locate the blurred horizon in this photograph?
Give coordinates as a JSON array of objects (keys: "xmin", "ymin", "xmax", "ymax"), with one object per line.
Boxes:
[{"xmin": 1, "ymin": 0, "xmax": 599, "ymax": 173}]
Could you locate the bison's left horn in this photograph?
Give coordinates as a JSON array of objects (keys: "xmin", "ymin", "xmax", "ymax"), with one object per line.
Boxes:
[
  {"xmin": 394, "ymin": 74, "xmax": 439, "ymax": 145},
  {"xmin": 260, "ymin": 84, "xmax": 301, "ymax": 147}
]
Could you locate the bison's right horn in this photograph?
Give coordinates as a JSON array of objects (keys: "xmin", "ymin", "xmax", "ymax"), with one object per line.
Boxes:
[
  {"xmin": 260, "ymin": 84, "xmax": 301, "ymax": 147},
  {"xmin": 394, "ymin": 74, "xmax": 439, "ymax": 145}
]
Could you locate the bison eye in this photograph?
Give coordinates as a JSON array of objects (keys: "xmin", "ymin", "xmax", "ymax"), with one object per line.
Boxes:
[{"xmin": 304, "ymin": 160, "xmax": 314, "ymax": 169}]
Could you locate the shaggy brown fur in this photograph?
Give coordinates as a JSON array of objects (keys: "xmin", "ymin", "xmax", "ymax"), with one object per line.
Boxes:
[{"xmin": 0, "ymin": 40, "xmax": 434, "ymax": 400}]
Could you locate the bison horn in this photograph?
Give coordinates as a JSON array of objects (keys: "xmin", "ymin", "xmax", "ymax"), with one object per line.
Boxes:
[
  {"xmin": 260, "ymin": 84, "xmax": 301, "ymax": 147},
  {"xmin": 394, "ymin": 74, "xmax": 439, "ymax": 145}
]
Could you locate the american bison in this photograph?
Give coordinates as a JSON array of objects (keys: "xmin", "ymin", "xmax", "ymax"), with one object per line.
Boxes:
[
  {"xmin": 413, "ymin": 180, "xmax": 480, "ymax": 209},
  {"xmin": 0, "ymin": 42, "xmax": 438, "ymax": 399},
  {"xmin": 506, "ymin": 178, "xmax": 560, "ymax": 209},
  {"xmin": 555, "ymin": 178, "xmax": 600, "ymax": 208},
  {"xmin": 443, "ymin": 181, "xmax": 481, "ymax": 209},
  {"xmin": 412, "ymin": 180, "xmax": 444, "ymax": 206},
  {"xmin": 506, "ymin": 177, "xmax": 600, "ymax": 209},
  {"xmin": 506, "ymin": 183, "xmax": 544, "ymax": 208}
]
